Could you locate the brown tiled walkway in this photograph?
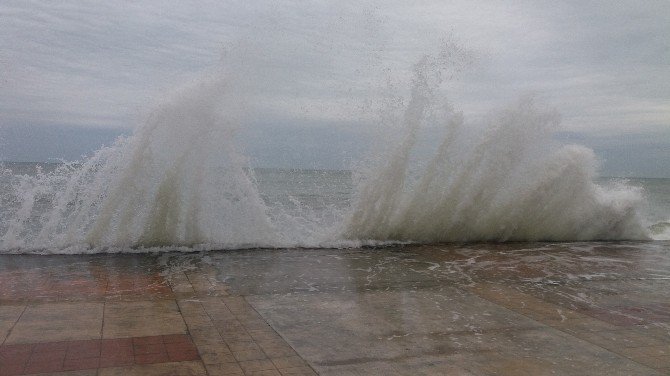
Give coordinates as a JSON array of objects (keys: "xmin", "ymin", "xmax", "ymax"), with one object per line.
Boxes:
[
  {"xmin": 0, "ymin": 242, "xmax": 669, "ymax": 375},
  {"xmin": 0, "ymin": 255, "xmax": 316, "ymax": 376},
  {"xmin": 0, "ymin": 334, "xmax": 199, "ymax": 374}
]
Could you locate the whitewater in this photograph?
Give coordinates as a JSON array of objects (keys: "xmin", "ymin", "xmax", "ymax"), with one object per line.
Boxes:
[{"xmin": 0, "ymin": 48, "xmax": 666, "ymax": 254}]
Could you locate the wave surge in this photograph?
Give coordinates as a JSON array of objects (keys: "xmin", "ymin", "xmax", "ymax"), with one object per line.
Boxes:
[
  {"xmin": 1, "ymin": 78, "xmax": 277, "ymax": 252},
  {"xmin": 345, "ymin": 54, "xmax": 649, "ymax": 242},
  {"xmin": 0, "ymin": 48, "xmax": 654, "ymax": 254}
]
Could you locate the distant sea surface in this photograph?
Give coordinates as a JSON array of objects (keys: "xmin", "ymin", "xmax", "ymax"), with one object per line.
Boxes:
[{"xmin": 0, "ymin": 162, "xmax": 668, "ymax": 253}]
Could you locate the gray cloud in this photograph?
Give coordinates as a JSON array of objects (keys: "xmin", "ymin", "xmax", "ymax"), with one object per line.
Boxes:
[{"xmin": 0, "ymin": 1, "xmax": 668, "ymax": 175}]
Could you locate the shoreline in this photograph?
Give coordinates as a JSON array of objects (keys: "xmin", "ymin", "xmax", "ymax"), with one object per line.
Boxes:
[{"xmin": 1, "ymin": 239, "xmax": 667, "ymax": 256}]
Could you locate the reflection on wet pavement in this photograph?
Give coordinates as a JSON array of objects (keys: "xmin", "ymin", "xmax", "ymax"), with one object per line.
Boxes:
[{"xmin": 0, "ymin": 241, "xmax": 669, "ymax": 375}]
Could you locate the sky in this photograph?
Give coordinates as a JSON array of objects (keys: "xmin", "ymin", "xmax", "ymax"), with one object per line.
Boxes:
[{"xmin": 0, "ymin": 0, "xmax": 668, "ymax": 177}]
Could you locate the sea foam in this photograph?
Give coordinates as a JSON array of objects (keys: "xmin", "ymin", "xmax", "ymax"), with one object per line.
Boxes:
[
  {"xmin": 0, "ymin": 46, "xmax": 652, "ymax": 254},
  {"xmin": 345, "ymin": 51, "xmax": 648, "ymax": 242},
  {"xmin": 1, "ymin": 77, "xmax": 278, "ymax": 252}
]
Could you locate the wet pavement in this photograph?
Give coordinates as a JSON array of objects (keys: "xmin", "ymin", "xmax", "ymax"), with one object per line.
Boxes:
[{"xmin": 0, "ymin": 241, "xmax": 669, "ymax": 375}]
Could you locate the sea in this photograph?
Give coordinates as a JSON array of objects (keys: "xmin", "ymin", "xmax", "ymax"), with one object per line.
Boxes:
[
  {"xmin": 0, "ymin": 51, "xmax": 668, "ymax": 254},
  {"xmin": 0, "ymin": 159, "xmax": 668, "ymax": 254}
]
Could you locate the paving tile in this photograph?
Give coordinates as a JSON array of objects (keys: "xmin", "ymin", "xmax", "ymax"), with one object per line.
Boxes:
[
  {"xmin": 98, "ymin": 360, "xmax": 207, "ymax": 376},
  {"xmin": 166, "ymin": 272, "xmax": 195, "ymax": 294},
  {"xmin": 549, "ymin": 317, "xmax": 618, "ymax": 334},
  {"xmin": 237, "ymin": 311, "xmax": 264, "ymax": 322},
  {"xmin": 218, "ymin": 329, "xmax": 252, "ymax": 342},
  {"xmin": 167, "ymin": 348, "xmax": 199, "ymax": 362},
  {"xmin": 62, "ymin": 356, "xmax": 100, "ymax": 371},
  {"xmin": 162, "ymin": 333, "xmax": 191, "ymax": 344},
  {"xmin": 106, "ymin": 272, "xmax": 172, "ymax": 299},
  {"xmin": 190, "ymin": 326, "xmax": 225, "ymax": 341},
  {"xmin": 205, "ymin": 362, "xmax": 244, "ymax": 375},
  {"xmin": 134, "ymin": 352, "xmax": 170, "ymax": 364},
  {"xmin": 100, "ymin": 343, "xmax": 135, "ymax": 367},
  {"xmin": 66, "ymin": 340, "xmax": 101, "ymax": 360},
  {"xmin": 200, "ymin": 297, "xmax": 234, "ymax": 313},
  {"xmin": 261, "ymin": 346, "xmax": 298, "ymax": 359},
  {"xmin": 30, "ymin": 371, "xmax": 98, "ymax": 376},
  {"xmin": 6, "ymin": 303, "xmax": 103, "ymax": 344},
  {"xmin": 165, "ymin": 338, "xmax": 199, "ymax": 362},
  {"xmin": 34, "ymin": 342, "xmax": 69, "ymax": 353},
  {"xmin": 640, "ymin": 355, "xmax": 670, "ymax": 369},
  {"xmin": 215, "ymin": 321, "xmax": 247, "ymax": 332},
  {"xmin": 256, "ymin": 339, "xmax": 292, "ymax": 350},
  {"xmin": 164, "ymin": 340, "xmax": 196, "ymax": 353},
  {"xmin": 197, "ymin": 343, "xmax": 236, "ymax": 365},
  {"xmin": 184, "ymin": 271, "xmax": 229, "ymax": 296},
  {"xmin": 580, "ymin": 307, "xmax": 649, "ymax": 327},
  {"xmin": 245, "ymin": 370, "xmax": 281, "ymax": 376},
  {"xmin": 176, "ymin": 299, "xmax": 204, "ymax": 313},
  {"xmin": 476, "ymin": 354, "xmax": 558, "ymax": 376},
  {"xmin": 248, "ymin": 329, "xmax": 282, "ymax": 341},
  {"xmin": 99, "ymin": 353, "xmax": 134, "ymax": 368},
  {"xmin": 221, "ymin": 297, "xmax": 250, "ymax": 313},
  {"xmin": 0, "ymin": 306, "xmax": 24, "ymax": 343},
  {"xmin": 29, "ymin": 347, "xmax": 67, "ymax": 363},
  {"xmin": 248, "ymin": 328, "xmax": 282, "ymax": 338},
  {"xmin": 0, "ymin": 343, "xmax": 33, "ymax": 372},
  {"xmin": 277, "ymin": 367, "xmax": 317, "ymax": 376},
  {"xmin": 0, "ymin": 365, "xmax": 24, "ymax": 376},
  {"xmin": 241, "ymin": 321, "xmax": 272, "ymax": 332},
  {"xmin": 0, "ymin": 334, "xmax": 202, "ymax": 373},
  {"xmin": 225, "ymin": 340, "xmax": 261, "ymax": 352},
  {"xmin": 578, "ymin": 330, "xmax": 669, "ymax": 353},
  {"xmin": 185, "ymin": 320, "xmax": 216, "ymax": 333},
  {"xmin": 100, "ymin": 338, "xmax": 133, "ymax": 352},
  {"xmin": 24, "ymin": 359, "xmax": 65, "ymax": 374},
  {"xmin": 271, "ymin": 356, "xmax": 306, "ymax": 369},
  {"xmin": 132, "ymin": 335, "xmax": 163, "ymax": 346},
  {"xmin": 190, "ymin": 332, "xmax": 228, "ymax": 348},
  {"xmin": 103, "ymin": 300, "xmax": 186, "ymax": 338},
  {"xmin": 233, "ymin": 349, "xmax": 267, "ymax": 362},
  {"xmin": 133, "ymin": 342, "xmax": 165, "ymax": 355},
  {"xmin": 621, "ymin": 345, "xmax": 670, "ymax": 358},
  {"xmin": 238, "ymin": 358, "xmax": 277, "ymax": 373},
  {"xmin": 0, "ymin": 356, "xmax": 24, "ymax": 374}
]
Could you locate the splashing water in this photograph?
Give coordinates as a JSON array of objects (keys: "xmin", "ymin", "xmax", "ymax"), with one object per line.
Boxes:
[
  {"xmin": 344, "ymin": 51, "xmax": 649, "ymax": 242},
  {"xmin": 1, "ymin": 77, "xmax": 278, "ymax": 252},
  {"xmin": 0, "ymin": 47, "xmax": 655, "ymax": 254}
]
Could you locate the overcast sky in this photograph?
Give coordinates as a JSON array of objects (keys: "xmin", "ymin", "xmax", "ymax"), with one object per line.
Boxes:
[{"xmin": 1, "ymin": 1, "xmax": 668, "ymax": 176}]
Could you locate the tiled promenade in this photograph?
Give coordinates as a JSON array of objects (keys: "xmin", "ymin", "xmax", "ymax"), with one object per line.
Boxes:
[{"xmin": 0, "ymin": 241, "xmax": 669, "ymax": 375}]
